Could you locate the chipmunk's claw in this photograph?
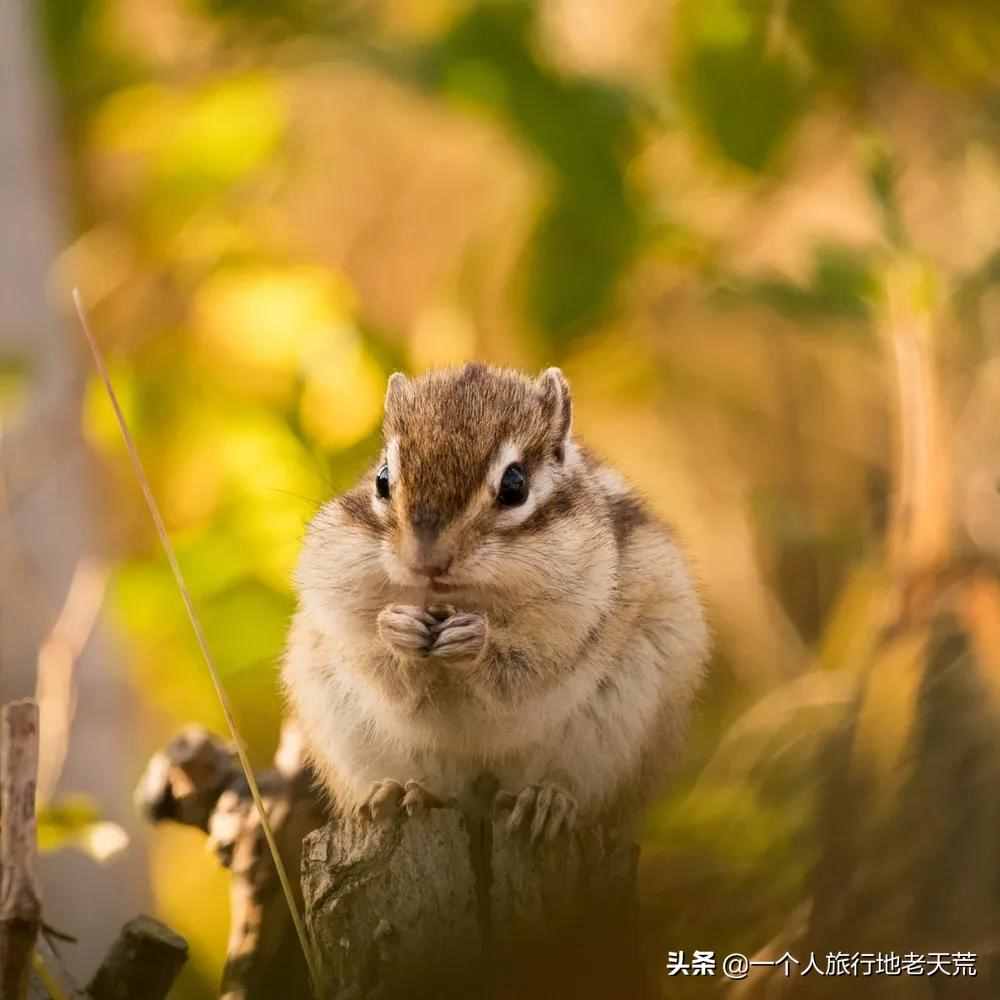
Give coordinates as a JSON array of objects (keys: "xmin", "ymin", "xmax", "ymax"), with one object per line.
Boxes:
[
  {"xmin": 496, "ymin": 783, "xmax": 578, "ymax": 844},
  {"xmin": 429, "ymin": 612, "xmax": 488, "ymax": 662},
  {"xmin": 359, "ymin": 779, "xmax": 406, "ymax": 822},
  {"xmin": 377, "ymin": 605, "xmax": 439, "ymax": 657},
  {"xmin": 359, "ymin": 778, "xmax": 443, "ymax": 822},
  {"xmin": 401, "ymin": 779, "xmax": 444, "ymax": 816}
]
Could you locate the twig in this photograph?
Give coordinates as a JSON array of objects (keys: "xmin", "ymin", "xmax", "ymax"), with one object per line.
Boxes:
[
  {"xmin": 34, "ymin": 558, "xmax": 109, "ymax": 804},
  {"xmin": 136, "ymin": 724, "xmax": 323, "ymax": 999},
  {"xmin": 0, "ymin": 699, "xmax": 41, "ymax": 1000},
  {"xmin": 71, "ymin": 290, "xmax": 320, "ymax": 995}
]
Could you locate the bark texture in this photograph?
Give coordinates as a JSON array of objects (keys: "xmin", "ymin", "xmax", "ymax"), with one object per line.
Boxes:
[
  {"xmin": 302, "ymin": 790, "xmax": 641, "ymax": 1000},
  {"xmin": 0, "ymin": 700, "xmax": 41, "ymax": 1000}
]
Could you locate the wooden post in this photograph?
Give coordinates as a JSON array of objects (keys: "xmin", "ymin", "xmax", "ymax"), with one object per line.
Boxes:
[
  {"xmin": 0, "ymin": 700, "xmax": 41, "ymax": 1000},
  {"xmin": 301, "ymin": 784, "xmax": 641, "ymax": 1000}
]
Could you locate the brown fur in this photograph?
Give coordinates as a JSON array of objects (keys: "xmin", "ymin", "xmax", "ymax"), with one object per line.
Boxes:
[{"xmin": 283, "ymin": 363, "xmax": 710, "ymax": 829}]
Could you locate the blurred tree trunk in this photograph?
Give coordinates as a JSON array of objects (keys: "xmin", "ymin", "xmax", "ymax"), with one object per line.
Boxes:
[{"xmin": 0, "ymin": 0, "xmax": 150, "ymax": 982}]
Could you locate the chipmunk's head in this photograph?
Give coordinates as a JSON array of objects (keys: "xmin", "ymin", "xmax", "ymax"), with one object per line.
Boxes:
[{"xmin": 371, "ymin": 363, "xmax": 575, "ymax": 597}]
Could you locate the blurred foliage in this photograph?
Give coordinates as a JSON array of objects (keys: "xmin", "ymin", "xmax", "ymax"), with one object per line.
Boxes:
[
  {"xmin": 38, "ymin": 795, "xmax": 130, "ymax": 863},
  {"xmin": 717, "ymin": 243, "xmax": 877, "ymax": 323},
  {"xmin": 34, "ymin": 0, "xmax": 1000, "ymax": 995},
  {"xmin": 674, "ymin": 0, "xmax": 809, "ymax": 171},
  {"xmin": 404, "ymin": 0, "xmax": 645, "ymax": 339},
  {"xmin": 0, "ymin": 357, "xmax": 31, "ymax": 423}
]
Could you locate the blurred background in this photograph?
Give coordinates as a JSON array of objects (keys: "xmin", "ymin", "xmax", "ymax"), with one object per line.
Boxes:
[{"xmin": 2, "ymin": 0, "xmax": 1000, "ymax": 996}]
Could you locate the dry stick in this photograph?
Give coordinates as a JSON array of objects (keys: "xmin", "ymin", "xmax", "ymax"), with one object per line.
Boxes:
[
  {"xmin": 0, "ymin": 699, "xmax": 41, "ymax": 1000},
  {"xmin": 71, "ymin": 290, "xmax": 320, "ymax": 997},
  {"xmin": 35, "ymin": 557, "xmax": 109, "ymax": 804}
]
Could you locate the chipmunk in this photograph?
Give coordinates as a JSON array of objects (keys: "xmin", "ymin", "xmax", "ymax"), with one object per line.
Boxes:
[{"xmin": 282, "ymin": 363, "xmax": 708, "ymax": 840}]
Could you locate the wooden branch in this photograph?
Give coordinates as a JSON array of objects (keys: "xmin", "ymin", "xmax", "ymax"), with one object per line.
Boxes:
[
  {"xmin": 1, "ymin": 700, "xmax": 41, "ymax": 1000},
  {"xmin": 302, "ymin": 786, "xmax": 641, "ymax": 1000},
  {"xmin": 136, "ymin": 723, "xmax": 325, "ymax": 1000},
  {"xmin": 0, "ymin": 700, "xmax": 189, "ymax": 1000},
  {"xmin": 86, "ymin": 916, "xmax": 187, "ymax": 1000},
  {"xmin": 134, "ymin": 725, "xmax": 239, "ymax": 832}
]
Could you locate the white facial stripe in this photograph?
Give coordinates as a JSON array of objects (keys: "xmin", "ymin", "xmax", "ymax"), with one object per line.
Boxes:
[
  {"xmin": 385, "ymin": 438, "xmax": 401, "ymax": 481},
  {"xmin": 563, "ymin": 440, "xmax": 583, "ymax": 474},
  {"xmin": 594, "ymin": 460, "xmax": 627, "ymax": 498}
]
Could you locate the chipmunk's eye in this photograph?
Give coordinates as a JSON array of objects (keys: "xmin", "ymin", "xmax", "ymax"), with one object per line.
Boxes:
[
  {"xmin": 497, "ymin": 463, "xmax": 528, "ymax": 507},
  {"xmin": 375, "ymin": 464, "xmax": 390, "ymax": 500}
]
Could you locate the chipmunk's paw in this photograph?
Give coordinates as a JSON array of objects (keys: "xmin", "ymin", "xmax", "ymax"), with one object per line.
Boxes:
[
  {"xmin": 377, "ymin": 605, "xmax": 438, "ymax": 657},
  {"xmin": 494, "ymin": 783, "xmax": 578, "ymax": 844},
  {"xmin": 429, "ymin": 612, "xmax": 488, "ymax": 662},
  {"xmin": 358, "ymin": 779, "xmax": 444, "ymax": 822}
]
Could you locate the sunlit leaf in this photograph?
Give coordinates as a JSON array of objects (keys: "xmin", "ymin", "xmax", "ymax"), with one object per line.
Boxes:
[
  {"xmin": 38, "ymin": 796, "xmax": 130, "ymax": 863},
  {"xmin": 198, "ymin": 579, "xmax": 294, "ymax": 674},
  {"xmin": 90, "ymin": 84, "xmax": 185, "ymax": 158},
  {"xmin": 193, "ymin": 264, "xmax": 359, "ymax": 401},
  {"xmin": 158, "ymin": 404, "xmax": 321, "ymax": 530},
  {"xmin": 299, "ymin": 342, "xmax": 386, "ymax": 450},
  {"xmin": 154, "ymin": 74, "xmax": 286, "ymax": 191}
]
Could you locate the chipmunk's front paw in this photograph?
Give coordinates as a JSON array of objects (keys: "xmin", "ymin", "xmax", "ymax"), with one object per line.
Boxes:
[
  {"xmin": 377, "ymin": 605, "xmax": 438, "ymax": 657},
  {"xmin": 429, "ymin": 612, "xmax": 488, "ymax": 662},
  {"xmin": 495, "ymin": 783, "xmax": 578, "ymax": 844},
  {"xmin": 358, "ymin": 778, "xmax": 444, "ymax": 823}
]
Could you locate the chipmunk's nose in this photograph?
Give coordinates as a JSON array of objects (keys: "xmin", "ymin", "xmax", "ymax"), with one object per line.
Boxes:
[
  {"xmin": 409, "ymin": 537, "xmax": 452, "ymax": 578},
  {"xmin": 412, "ymin": 552, "xmax": 452, "ymax": 579},
  {"xmin": 408, "ymin": 510, "xmax": 453, "ymax": 579}
]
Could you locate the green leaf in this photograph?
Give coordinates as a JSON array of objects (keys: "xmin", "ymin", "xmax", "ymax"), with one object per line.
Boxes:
[
  {"xmin": 402, "ymin": 0, "xmax": 647, "ymax": 343},
  {"xmin": 675, "ymin": 0, "xmax": 808, "ymax": 171},
  {"xmin": 152, "ymin": 74, "xmax": 286, "ymax": 195},
  {"xmin": 716, "ymin": 242, "xmax": 877, "ymax": 324}
]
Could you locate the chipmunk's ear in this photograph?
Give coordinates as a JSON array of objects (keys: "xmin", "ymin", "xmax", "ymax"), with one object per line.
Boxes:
[
  {"xmin": 384, "ymin": 372, "xmax": 410, "ymax": 426},
  {"xmin": 537, "ymin": 367, "xmax": 572, "ymax": 453}
]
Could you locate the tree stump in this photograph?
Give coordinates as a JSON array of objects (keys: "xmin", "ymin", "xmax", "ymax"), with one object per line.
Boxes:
[{"xmin": 302, "ymin": 786, "xmax": 641, "ymax": 1000}]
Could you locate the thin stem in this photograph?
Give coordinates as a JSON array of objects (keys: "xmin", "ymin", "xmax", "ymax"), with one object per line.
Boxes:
[{"xmin": 72, "ymin": 290, "xmax": 320, "ymax": 997}]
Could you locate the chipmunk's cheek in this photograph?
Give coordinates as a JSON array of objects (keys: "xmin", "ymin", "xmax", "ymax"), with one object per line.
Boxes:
[{"xmin": 380, "ymin": 542, "xmax": 421, "ymax": 589}]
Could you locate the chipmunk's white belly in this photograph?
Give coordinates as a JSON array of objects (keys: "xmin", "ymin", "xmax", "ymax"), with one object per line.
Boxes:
[{"xmin": 288, "ymin": 630, "xmax": 657, "ymax": 816}]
